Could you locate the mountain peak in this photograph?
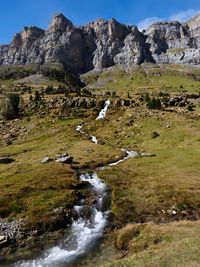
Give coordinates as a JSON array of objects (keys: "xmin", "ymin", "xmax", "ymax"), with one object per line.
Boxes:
[{"xmin": 46, "ymin": 13, "xmax": 74, "ymax": 33}]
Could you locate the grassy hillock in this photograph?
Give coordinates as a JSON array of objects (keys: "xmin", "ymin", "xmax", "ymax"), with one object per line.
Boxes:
[{"xmin": 86, "ymin": 64, "xmax": 200, "ymax": 97}]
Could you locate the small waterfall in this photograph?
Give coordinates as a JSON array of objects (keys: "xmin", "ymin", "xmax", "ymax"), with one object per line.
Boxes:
[{"xmin": 96, "ymin": 100, "xmax": 110, "ymax": 120}]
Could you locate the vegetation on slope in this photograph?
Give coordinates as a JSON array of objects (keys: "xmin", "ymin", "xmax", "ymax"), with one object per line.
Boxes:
[{"xmin": 0, "ymin": 63, "xmax": 200, "ymax": 265}]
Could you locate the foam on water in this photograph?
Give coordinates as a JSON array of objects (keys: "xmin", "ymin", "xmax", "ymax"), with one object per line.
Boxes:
[
  {"xmin": 90, "ymin": 135, "xmax": 98, "ymax": 144},
  {"xmin": 109, "ymin": 150, "xmax": 139, "ymax": 166},
  {"xmin": 80, "ymin": 173, "xmax": 107, "ymax": 194}
]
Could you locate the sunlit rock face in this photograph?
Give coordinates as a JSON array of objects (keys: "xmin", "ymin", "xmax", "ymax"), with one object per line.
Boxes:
[
  {"xmin": 144, "ymin": 15, "xmax": 200, "ymax": 65},
  {"xmin": 1, "ymin": 13, "xmax": 200, "ymax": 73}
]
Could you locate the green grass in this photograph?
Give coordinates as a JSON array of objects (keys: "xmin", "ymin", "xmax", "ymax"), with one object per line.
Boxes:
[
  {"xmin": 104, "ymin": 221, "xmax": 200, "ymax": 267},
  {"xmin": 167, "ymin": 48, "xmax": 187, "ymax": 54},
  {"xmin": 85, "ymin": 104, "xmax": 200, "ymax": 266},
  {"xmin": 83, "ymin": 105, "xmax": 200, "ymax": 224},
  {"xmin": 0, "ymin": 113, "xmax": 124, "ymax": 231},
  {"xmin": 1, "ymin": 65, "xmax": 200, "ymax": 264},
  {"xmin": 92, "ymin": 65, "xmax": 200, "ymax": 96}
]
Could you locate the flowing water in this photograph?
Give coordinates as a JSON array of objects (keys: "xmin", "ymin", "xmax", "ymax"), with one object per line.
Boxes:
[
  {"xmin": 14, "ymin": 99, "xmax": 139, "ymax": 267},
  {"xmin": 96, "ymin": 100, "xmax": 110, "ymax": 120}
]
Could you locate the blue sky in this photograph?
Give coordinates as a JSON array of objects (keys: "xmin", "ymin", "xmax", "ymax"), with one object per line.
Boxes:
[{"xmin": 1, "ymin": 0, "xmax": 200, "ymax": 44}]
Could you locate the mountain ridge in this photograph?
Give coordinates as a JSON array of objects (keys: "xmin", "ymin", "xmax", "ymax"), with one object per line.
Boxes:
[{"xmin": 1, "ymin": 12, "xmax": 200, "ymax": 74}]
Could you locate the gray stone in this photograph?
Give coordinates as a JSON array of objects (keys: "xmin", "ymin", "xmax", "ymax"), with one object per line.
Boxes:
[
  {"xmin": 41, "ymin": 157, "xmax": 52, "ymax": 164},
  {"xmin": 56, "ymin": 152, "xmax": 69, "ymax": 159},
  {"xmin": 0, "ymin": 235, "xmax": 8, "ymax": 245},
  {"xmin": 55, "ymin": 156, "xmax": 73, "ymax": 164},
  {"xmin": 85, "ymin": 148, "xmax": 95, "ymax": 153}
]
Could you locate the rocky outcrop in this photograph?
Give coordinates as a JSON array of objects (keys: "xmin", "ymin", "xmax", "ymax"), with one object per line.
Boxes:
[
  {"xmin": 0, "ymin": 218, "xmax": 24, "ymax": 247},
  {"xmin": 144, "ymin": 15, "xmax": 200, "ymax": 65},
  {"xmin": 1, "ymin": 13, "xmax": 200, "ymax": 73}
]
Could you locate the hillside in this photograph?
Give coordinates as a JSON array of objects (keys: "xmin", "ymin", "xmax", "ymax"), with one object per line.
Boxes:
[{"xmin": 0, "ymin": 62, "xmax": 200, "ymax": 266}]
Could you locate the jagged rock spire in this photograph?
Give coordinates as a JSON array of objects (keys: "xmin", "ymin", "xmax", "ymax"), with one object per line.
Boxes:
[{"xmin": 46, "ymin": 13, "xmax": 74, "ymax": 33}]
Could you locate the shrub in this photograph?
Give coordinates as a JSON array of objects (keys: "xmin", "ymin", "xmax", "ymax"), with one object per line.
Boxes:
[
  {"xmin": 6, "ymin": 140, "xmax": 12, "ymax": 146},
  {"xmin": 187, "ymin": 105, "xmax": 194, "ymax": 111},
  {"xmin": 152, "ymin": 131, "xmax": 160, "ymax": 139},
  {"xmin": 112, "ymin": 91, "xmax": 116, "ymax": 97}
]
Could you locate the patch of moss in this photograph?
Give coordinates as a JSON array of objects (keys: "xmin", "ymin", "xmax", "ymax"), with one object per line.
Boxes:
[{"xmin": 167, "ymin": 48, "xmax": 187, "ymax": 54}]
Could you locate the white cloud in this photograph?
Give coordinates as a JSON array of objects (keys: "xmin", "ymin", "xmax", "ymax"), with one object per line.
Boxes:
[
  {"xmin": 169, "ymin": 9, "xmax": 200, "ymax": 22},
  {"xmin": 137, "ymin": 17, "xmax": 164, "ymax": 31},
  {"xmin": 137, "ymin": 9, "xmax": 200, "ymax": 31}
]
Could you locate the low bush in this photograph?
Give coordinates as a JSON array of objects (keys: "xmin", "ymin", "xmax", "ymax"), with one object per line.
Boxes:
[{"xmin": 152, "ymin": 131, "xmax": 160, "ymax": 139}]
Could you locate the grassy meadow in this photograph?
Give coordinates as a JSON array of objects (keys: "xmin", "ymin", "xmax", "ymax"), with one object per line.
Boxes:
[{"xmin": 0, "ymin": 63, "xmax": 200, "ymax": 265}]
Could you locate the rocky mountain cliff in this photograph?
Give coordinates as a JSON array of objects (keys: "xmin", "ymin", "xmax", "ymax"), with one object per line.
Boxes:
[{"xmin": 1, "ymin": 13, "xmax": 200, "ymax": 74}]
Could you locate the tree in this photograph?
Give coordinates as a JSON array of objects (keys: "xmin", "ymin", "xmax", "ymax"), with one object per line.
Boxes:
[
  {"xmin": 29, "ymin": 95, "xmax": 33, "ymax": 102},
  {"xmin": 145, "ymin": 92, "xmax": 150, "ymax": 102},
  {"xmin": 147, "ymin": 97, "xmax": 162, "ymax": 110},
  {"xmin": 34, "ymin": 90, "xmax": 41, "ymax": 103},
  {"xmin": 65, "ymin": 89, "xmax": 69, "ymax": 97},
  {"xmin": 0, "ymin": 94, "xmax": 20, "ymax": 120},
  {"xmin": 45, "ymin": 85, "xmax": 53, "ymax": 94},
  {"xmin": 75, "ymin": 87, "xmax": 81, "ymax": 96},
  {"xmin": 156, "ymin": 98, "xmax": 161, "ymax": 109}
]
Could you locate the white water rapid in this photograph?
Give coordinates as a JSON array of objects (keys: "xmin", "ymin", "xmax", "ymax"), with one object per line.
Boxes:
[
  {"xmin": 16, "ymin": 99, "xmax": 139, "ymax": 267},
  {"xmin": 96, "ymin": 100, "xmax": 110, "ymax": 120}
]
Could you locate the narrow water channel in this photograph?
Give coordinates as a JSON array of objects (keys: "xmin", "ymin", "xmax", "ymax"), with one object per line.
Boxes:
[{"xmin": 15, "ymin": 100, "xmax": 139, "ymax": 267}]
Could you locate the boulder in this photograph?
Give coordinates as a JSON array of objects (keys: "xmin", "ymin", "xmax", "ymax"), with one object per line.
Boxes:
[
  {"xmin": 41, "ymin": 157, "xmax": 53, "ymax": 164},
  {"xmin": 56, "ymin": 152, "xmax": 69, "ymax": 159},
  {"xmin": 0, "ymin": 234, "xmax": 8, "ymax": 246},
  {"xmin": 55, "ymin": 156, "xmax": 73, "ymax": 164}
]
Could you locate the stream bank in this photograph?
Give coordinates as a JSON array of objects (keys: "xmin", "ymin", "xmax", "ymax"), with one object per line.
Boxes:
[{"xmin": 1, "ymin": 100, "xmax": 140, "ymax": 267}]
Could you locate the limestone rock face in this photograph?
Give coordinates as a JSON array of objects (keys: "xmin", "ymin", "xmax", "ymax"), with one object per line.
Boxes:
[
  {"xmin": 1, "ymin": 13, "xmax": 200, "ymax": 73},
  {"xmin": 79, "ymin": 18, "xmax": 146, "ymax": 70},
  {"xmin": 46, "ymin": 13, "xmax": 74, "ymax": 33},
  {"xmin": 144, "ymin": 15, "xmax": 200, "ymax": 65}
]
